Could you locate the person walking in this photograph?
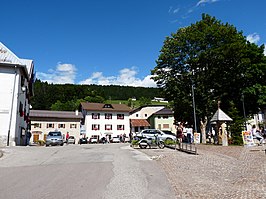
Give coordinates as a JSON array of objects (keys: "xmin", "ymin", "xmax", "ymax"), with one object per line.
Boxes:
[{"xmin": 66, "ymin": 132, "xmax": 70, "ymax": 144}]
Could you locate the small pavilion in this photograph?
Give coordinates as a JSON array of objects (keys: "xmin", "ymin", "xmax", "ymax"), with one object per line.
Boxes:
[{"xmin": 210, "ymin": 106, "xmax": 233, "ymax": 146}]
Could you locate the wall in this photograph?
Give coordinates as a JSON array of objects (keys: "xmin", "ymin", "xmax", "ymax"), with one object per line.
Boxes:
[
  {"xmin": 130, "ymin": 106, "xmax": 165, "ymax": 119},
  {"xmin": 84, "ymin": 111, "xmax": 130, "ymax": 139},
  {"xmin": 30, "ymin": 118, "xmax": 81, "ymax": 144}
]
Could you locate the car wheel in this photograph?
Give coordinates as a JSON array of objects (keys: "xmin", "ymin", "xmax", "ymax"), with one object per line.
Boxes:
[
  {"xmin": 139, "ymin": 144, "xmax": 147, "ymax": 149},
  {"xmin": 158, "ymin": 141, "xmax": 165, "ymax": 149}
]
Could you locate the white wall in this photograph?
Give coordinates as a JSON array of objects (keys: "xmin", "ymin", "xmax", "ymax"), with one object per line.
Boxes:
[
  {"xmin": 0, "ymin": 66, "xmax": 29, "ymax": 146},
  {"xmin": 31, "ymin": 120, "xmax": 81, "ymax": 144},
  {"xmin": 84, "ymin": 111, "xmax": 130, "ymax": 139},
  {"xmin": 130, "ymin": 106, "xmax": 165, "ymax": 119}
]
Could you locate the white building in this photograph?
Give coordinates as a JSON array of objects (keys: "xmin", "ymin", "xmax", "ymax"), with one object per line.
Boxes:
[
  {"xmin": 29, "ymin": 110, "xmax": 83, "ymax": 145},
  {"xmin": 80, "ymin": 102, "xmax": 131, "ymax": 141},
  {"xmin": 129, "ymin": 105, "xmax": 165, "ymax": 134},
  {"xmin": 0, "ymin": 42, "xmax": 34, "ymax": 146}
]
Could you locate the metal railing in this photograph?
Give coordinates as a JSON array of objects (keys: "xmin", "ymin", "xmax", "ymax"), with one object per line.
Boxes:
[{"xmin": 166, "ymin": 142, "xmax": 198, "ymax": 155}]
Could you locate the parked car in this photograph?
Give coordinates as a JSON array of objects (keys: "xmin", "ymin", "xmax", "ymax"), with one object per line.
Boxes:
[
  {"xmin": 162, "ymin": 130, "xmax": 176, "ymax": 137},
  {"xmin": 79, "ymin": 137, "xmax": 88, "ymax": 144},
  {"xmin": 111, "ymin": 136, "xmax": 120, "ymax": 143},
  {"xmin": 67, "ymin": 136, "xmax": 75, "ymax": 144},
  {"xmin": 89, "ymin": 135, "xmax": 99, "ymax": 143},
  {"xmin": 138, "ymin": 129, "xmax": 176, "ymax": 141},
  {"xmin": 46, "ymin": 131, "xmax": 64, "ymax": 147}
]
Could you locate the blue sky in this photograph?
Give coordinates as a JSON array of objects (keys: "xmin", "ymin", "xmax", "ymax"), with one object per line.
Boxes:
[{"xmin": 1, "ymin": 0, "xmax": 266, "ymax": 87}]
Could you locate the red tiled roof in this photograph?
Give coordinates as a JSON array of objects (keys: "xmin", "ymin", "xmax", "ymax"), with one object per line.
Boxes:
[
  {"xmin": 81, "ymin": 102, "xmax": 131, "ymax": 112},
  {"xmin": 130, "ymin": 119, "xmax": 150, "ymax": 127}
]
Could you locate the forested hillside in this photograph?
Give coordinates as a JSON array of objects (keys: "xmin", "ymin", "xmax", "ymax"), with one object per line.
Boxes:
[{"xmin": 31, "ymin": 79, "xmax": 163, "ymax": 110}]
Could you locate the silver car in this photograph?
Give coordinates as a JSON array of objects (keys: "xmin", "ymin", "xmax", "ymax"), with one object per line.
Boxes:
[
  {"xmin": 46, "ymin": 131, "xmax": 64, "ymax": 146},
  {"xmin": 139, "ymin": 129, "xmax": 176, "ymax": 141}
]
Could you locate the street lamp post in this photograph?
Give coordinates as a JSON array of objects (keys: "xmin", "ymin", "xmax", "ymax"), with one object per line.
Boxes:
[
  {"xmin": 176, "ymin": 71, "xmax": 197, "ymax": 133},
  {"xmin": 192, "ymin": 82, "xmax": 197, "ymax": 133},
  {"xmin": 242, "ymin": 94, "xmax": 247, "ymax": 131}
]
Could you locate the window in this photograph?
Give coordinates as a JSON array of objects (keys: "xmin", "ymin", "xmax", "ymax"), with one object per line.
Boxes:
[
  {"xmin": 47, "ymin": 123, "xmax": 54, "ymax": 128},
  {"xmin": 144, "ymin": 114, "xmax": 147, "ymax": 117},
  {"xmin": 158, "ymin": 116, "xmax": 161, "ymax": 119},
  {"xmin": 21, "ymin": 76, "xmax": 25, "ymax": 87},
  {"xmin": 70, "ymin": 124, "xmax": 77, "ymax": 128},
  {"xmin": 92, "ymin": 124, "xmax": 100, "ymax": 130},
  {"xmin": 103, "ymin": 104, "xmax": 113, "ymax": 108},
  {"xmin": 105, "ymin": 124, "xmax": 112, "ymax": 130},
  {"xmin": 163, "ymin": 124, "xmax": 169, "ymax": 128},
  {"xmin": 117, "ymin": 125, "xmax": 124, "ymax": 130},
  {"xmin": 92, "ymin": 113, "xmax": 100, "ymax": 119},
  {"xmin": 136, "ymin": 114, "xmax": 139, "ymax": 117},
  {"xmin": 34, "ymin": 123, "xmax": 41, "ymax": 128},
  {"xmin": 58, "ymin": 124, "xmax": 65, "ymax": 128},
  {"xmin": 117, "ymin": 114, "xmax": 124, "ymax": 120},
  {"xmin": 105, "ymin": 113, "xmax": 112, "ymax": 119},
  {"xmin": 163, "ymin": 116, "xmax": 169, "ymax": 119}
]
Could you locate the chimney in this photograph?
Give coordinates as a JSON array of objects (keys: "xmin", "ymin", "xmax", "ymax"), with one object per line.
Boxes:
[{"xmin": 75, "ymin": 110, "xmax": 78, "ymax": 116}]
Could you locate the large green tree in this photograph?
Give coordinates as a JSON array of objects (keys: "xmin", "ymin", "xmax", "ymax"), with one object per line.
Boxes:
[{"xmin": 152, "ymin": 14, "xmax": 266, "ymax": 142}]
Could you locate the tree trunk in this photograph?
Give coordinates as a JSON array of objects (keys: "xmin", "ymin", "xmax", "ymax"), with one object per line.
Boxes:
[{"xmin": 200, "ymin": 116, "xmax": 208, "ymax": 144}]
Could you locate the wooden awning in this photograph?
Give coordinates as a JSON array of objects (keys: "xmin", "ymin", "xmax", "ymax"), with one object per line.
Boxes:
[{"xmin": 130, "ymin": 119, "xmax": 150, "ymax": 127}]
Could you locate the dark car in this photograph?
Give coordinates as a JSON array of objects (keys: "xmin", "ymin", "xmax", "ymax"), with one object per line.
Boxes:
[{"xmin": 79, "ymin": 137, "xmax": 88, "ymax": 144}]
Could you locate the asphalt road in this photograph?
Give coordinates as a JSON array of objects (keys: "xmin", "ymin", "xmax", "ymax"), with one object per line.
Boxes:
[{"xmin": 0, "ymin": 144, "xmax": 175, "ymax": 199}]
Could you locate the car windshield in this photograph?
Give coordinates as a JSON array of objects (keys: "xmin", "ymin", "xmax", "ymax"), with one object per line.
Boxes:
[
  {"xmin": 48, "ymin": 132, "xmax": 62, "ymax": 136},
  {"xmin": 163, "ymin": 131, "xmax": 175, "ymax": 136}
]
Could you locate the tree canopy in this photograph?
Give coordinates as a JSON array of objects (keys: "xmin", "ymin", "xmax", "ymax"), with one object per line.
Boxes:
[
  {"xmin": 31, "ymin": 79, "xmax": 162, "ymax": 111},
  {"xmin": 152, "ymin": 14, "xmax": 266, "ymax": 132}
]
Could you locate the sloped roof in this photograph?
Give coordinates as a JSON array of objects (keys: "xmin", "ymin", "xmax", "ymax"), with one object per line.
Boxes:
[
  {"xmin": 30, "ymin": 110, "xmax": 83, "ymax": 119},
  {"xmin": 130, "ymin": 119, "xmax": 150, "ymax": 127},
  {"xmin": 153, "ymin": 107, "xmax": 173, "ymax": 115},
  {"xmin": 0, "ymin": 42, "xmax": 22, "ymax": 65},
  {"xmin": 130, "ymin": 105, "xmax": 165, "ymax": 114},
  {"xmin": 81, "ymin": 102, "xmax": 131, "ymax": 112},
  {"xmin": 210, "ymin": 108, "xmax": 233, "ymax": 122},
  {"xmin": 0, "ymin": 42, "xmax": 34, "ymax": 80}
]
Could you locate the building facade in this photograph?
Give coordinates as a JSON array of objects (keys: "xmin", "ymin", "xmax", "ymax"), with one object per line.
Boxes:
[
  {"xmin": 29, "ymin": 110, "xmax": 83, "ymax": 144},
  {"xmin": 0, "ymin": 42, "xmax": 34, "ymax": 146},
  {"xmin": 129, "ymin": 105, "xmax": 165, "ymax": 134},
  {"xmin": 80, "ymin": 102, "xmax": 131, "ymax": 141},
  {"xmin": 148, "ymin": 108, "xmax": 176, "ymax": 132}
]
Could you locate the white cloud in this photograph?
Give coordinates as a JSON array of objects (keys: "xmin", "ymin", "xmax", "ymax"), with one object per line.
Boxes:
[
  {"xmin": 264, "ymin": 44, "xmax": 266, "ymax": 56},
  {"xmin": 173, "ymin": 8, "xmax": 180, "ymax": 14},
  {"xmin": 168, "ymin": 6, "xmax": 180, "ymax": 14},
  {"xmin": 247, "ymin": 33, "xmax": 260, "ymax": 44},
  {"xmin": 37, "ymin": 63, "xmax": 157, "ymax": 87},
  {"xmin": 36, "ymin": 63, "xmax": 77, "ymax": 84},
  {"xmin": 79, "ymin": 67, "xmax": 157, "ymax": 87},
  {"xmin": 196, "ymin": 0, "xmax": 218, "ymax": 7}
]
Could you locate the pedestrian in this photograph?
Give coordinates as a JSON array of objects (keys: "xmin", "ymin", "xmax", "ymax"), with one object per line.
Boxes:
[
  {"xmin": 26, "ymin": 131, "xmax": 32, "ymax": 146},
  {"xmin": 66, "ymin": 132, "xmax": 70, "ymax": 143},
  {"xmin": 119, "ymin": 134, "xmax": 123, "ymax": 142},
  {"xmin": 129, "ymin": 132, "xmax": 133, "ymax": 142},
  {"xmin": 123, "ymin": 133, "xmax": 126, "ymax": 143},
  {"xmin": 176, "ymin": 124, "xmax": 183, "ymax": 143}
]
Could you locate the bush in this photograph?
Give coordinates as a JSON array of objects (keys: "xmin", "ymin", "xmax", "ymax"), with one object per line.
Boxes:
[
  {"xmin": 131, "ymin": 139, "xmax": 139, "ymax": 146},
  {"xmin": 36, "ymin": 140, "xmax": 45, "ymax": 146},
  {"xmin": 164, "ymin": 139, "xmax": 176, "ymax": 145}
]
